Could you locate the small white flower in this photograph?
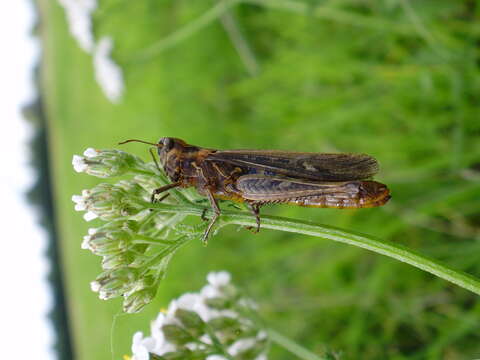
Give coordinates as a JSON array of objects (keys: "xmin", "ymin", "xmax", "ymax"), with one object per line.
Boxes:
[
  {"xmin": 150, "ymin": 313, "xmax": 167, "ymax": 341},
  {"xmin": 84, "ymin": 211, "xmax": 98, "ymax": 221},
  {"xmin": 206, "ymin": 355, "xmax": 228, "ymax": 360},
  {"xmin": 200, "ymin": 284, "xmax": 222, "ymax": 299},
  {"xmin": 228, "ymin": 338, "xmax": 257, "ymax": 356},
  {"xmin": 72, "ymin": 155, "xmax": 88, "ymax": 173},
  {"xmin": 81, "ymin": 234, "xmax": 92, "ymax": 250},
  {"xmin": 83, "ymin": 147, "xmax": 99, "ymax": 158},
  {"xmin": 98, "ymin": 290, "xmax": 109, "ymax": 300},
  {"xmin": 257, "ymin": 331, "xmax": 267, "ymax": 340},
  {"xmin": 72, "ymin": 194, "xmax": 86, "ymax": 211},
  {"xmin": 93, "ymin": 37, "xmax": 124, "ymax": 103},
  {"xmin": 199, "ymin": 334, "xmax": 213, "ymax": 345},
  {"xmin": 90, "ymin": 281, "xmax": 100, "ymax": 292},
  {"xmin": 207, "ymin": 271, "xmax": 231, "ymax": 287},
  {"xmin": 176, "ymin": 292, "xmax": 202, "ymax": 311},
  {"xmin": 149, "ymin": 314, "xmax": 177, "ymax": 357},
  {"xmin": 131, "ymin": 332, "xmax": 156, "ymax": 360}
]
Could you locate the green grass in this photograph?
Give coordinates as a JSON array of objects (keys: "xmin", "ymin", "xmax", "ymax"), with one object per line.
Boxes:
[{"xmin": 38, "ymin": 0, "xmax": 480, "ymax": 359}]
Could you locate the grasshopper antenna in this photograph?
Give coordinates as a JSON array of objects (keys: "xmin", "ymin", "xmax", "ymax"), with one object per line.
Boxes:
[
  {"xmin": 118, "ymin": 139, "xmax": 163, "ymax": 171},
  {"xmin": 118, "ymin": 139, "xmax": 160, "ymax": 147}
]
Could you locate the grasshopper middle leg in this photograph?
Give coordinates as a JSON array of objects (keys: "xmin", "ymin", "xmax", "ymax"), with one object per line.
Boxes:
[{"xmin": 203, "ymin": 189, "xmax": 221, "ymax": 243}]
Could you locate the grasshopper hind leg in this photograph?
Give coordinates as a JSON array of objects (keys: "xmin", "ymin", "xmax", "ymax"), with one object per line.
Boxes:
[{"xmin": 247, "ymin": 202, "xmax": 261, "ymax": 234}]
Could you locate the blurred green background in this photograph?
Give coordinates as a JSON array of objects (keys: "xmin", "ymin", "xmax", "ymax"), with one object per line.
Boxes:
[{"xmin": 35, "ymin": 0, "xmax": 480, "ymax": 359}]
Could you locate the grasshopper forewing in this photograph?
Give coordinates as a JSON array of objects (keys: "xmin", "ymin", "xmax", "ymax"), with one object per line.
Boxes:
[{"xmin": 119, "ymin": 138, "xmax": 391, "ymax": 242}]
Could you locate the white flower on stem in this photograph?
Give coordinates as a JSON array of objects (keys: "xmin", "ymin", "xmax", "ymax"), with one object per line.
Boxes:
[
  {"xmin": 57, "ymin": 0, "xmax": 97, "ymax": 52},
  {"xmin": 131, "ymin": 332, "xmax": 156, "ymax": 360},
  {"xmin": 206, "ymin": 355, "xmax": 229, "ymax": 360},
  {"xmin": 72, "ymin": 155, "xmax": 88, "ymax": 173},
  {"xmin": 90, "ymin": 280, "xmax": 101, "ymax": 292},
  {"xmin": 127, "ymin": 270, "xmax": 269, "ymax": 359},
  {"xmin": 93, "ymin": 37, "xmax": 124, "ymax": 103},
  {"xmin": 207, "ymin": 271, "xmax": 231, "ymax": 288},
  {"xmin": 200, "ymin": 284, "xmax": 221, "ymax": 299},
  {"xmin": 228, "ymin": 338, "xmax": 257, "ymax": 356},
  {"xmin": 84, "ymin": 211, "xmax": 98, "ymax": 221},
  {"xmin": 83, "ymin": 147, "xmax": 99, "ymax": 158},
  {"xmin": 81, "ymin": 229, "xmax": 97, "ymax": 250}
]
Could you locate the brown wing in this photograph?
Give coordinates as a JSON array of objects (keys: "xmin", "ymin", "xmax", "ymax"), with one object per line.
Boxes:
[{"xmin": 207, "ymin": 149, "xmax": 379, "ymax": 181}]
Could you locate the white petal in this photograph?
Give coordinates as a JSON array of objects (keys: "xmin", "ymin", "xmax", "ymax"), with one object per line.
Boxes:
[
  {"xmin": 90, "ymin": 281, "xmax": 100, "ymax": 292},
  {"xmin": 206, "ymin": 355, "xmax": 228, "ymax": 360},
  {"xmin": 200, "ymin": 284, "xmax": 221, "ymax": 299},
  {"xmin": 176, "ymin": 292, "xmax": 201, "ymax": 311},
  {"xmin": 83, "ymin": 211, "xmax": 98, "ymax": 221},
  {"xmin": 81, "ymin": 235, "xmax": 91, "ymax": 250},
  {"xmin": 156, "ymin": 341, "xmax": 176, "ymax": 356},
  {"xmin": 83, "ymin": 147, "xmax": 99, "ymax": 158},
  {"xmin": 199, "ymin": 334, "xmax": 213, "ymax": 345},
  {"xmin": 131, "ymin": 332, "xmax": 151, "ymax": 360},
  {"xmin": 207, "ymin": 271, "xmax": 231, "ymax": 287},
  {"xmin": 255, "ymin": 354, "xmax": 267, "ymax": 360},
  {"xmin": 71, "ymin": 194, "xmax": 83, "ymax": 203},
  {"xmin": 257, "ymin": 330, "xmax": 267, "ymax": 340},
  {"xmin": 74, "ymin": 203, "xmax": 86, "ymax": 211},
  {"xmin": 72, "ymin": 155, "xmax": 88, "ymax": 172},
  {"xmin": 228, "ymin": 338, "xmax": 256, "ymax": 356}
]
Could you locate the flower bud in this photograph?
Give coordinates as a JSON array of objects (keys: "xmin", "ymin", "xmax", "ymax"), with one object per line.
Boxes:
[
  {"xmin": 102, "ymin": 251, "xmax": 135, "ymax": 269},
  {"xmin": 91, "ymin": 268, "xmax": 139, "ymax": 300},
  {"xmin": 72, "ymin": 183, "xmax": 143, "ymax": 221},
  {"xmin": 72, "ymin": 148, "xmax": 146, "ymax": 178},
  {"xmin": 83, "ymin": 230, "xmax": 131, "ymax": 256},
  {"xmin": 124, "ymin": 286, "xmax": 157, "ymax": 313}
]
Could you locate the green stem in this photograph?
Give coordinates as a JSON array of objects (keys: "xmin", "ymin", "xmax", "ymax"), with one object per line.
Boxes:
[
  {"xmin": 147, "ymin": 202, "xmax": 480, "ymax": 296},
  {"xmin": 133, "ymin": 234, "xmax": 177, "ymax": 246},
  {"xmin": 140, "ymin": 236, "xmax": 190, "ymax": 270},
  {"xmin": 267, "ymin": 328, "xmax": 325, "ymax": 360}
]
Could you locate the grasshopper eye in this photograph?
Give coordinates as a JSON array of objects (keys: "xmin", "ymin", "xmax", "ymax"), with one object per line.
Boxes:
[{"xmin": 161, "ymin": 137, "xmax": 174, "ymax": 151}]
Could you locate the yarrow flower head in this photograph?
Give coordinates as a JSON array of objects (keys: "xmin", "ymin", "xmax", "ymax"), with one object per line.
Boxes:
[
  {"xmin": 129, "ymin": 271, "xmax": 269, "ymax": 360},
  {"xmin": 72, "ymin": 182, "xmax": 147, "ymax": 221},
  {"xmin": 72, "ymin": 148, "xmax": 146, "ymax": 178}
]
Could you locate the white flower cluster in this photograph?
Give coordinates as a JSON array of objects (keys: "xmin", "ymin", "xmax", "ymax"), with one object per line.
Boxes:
[
  {"xmin": 57, "ymin": 0, "xmax": 124, "ymax": 103},
  {"xmin": 72, "ymin": 147, "xmax": 98, "ymax": 173},
  {"xmin": 72, "ymin": 190, "xmax": 98, "ymax": 221},
  {"xmin": 72, "ymin": 147, "xmax": 146, "ymax": 179},
  {"xmin": 131, "ymin": 271, "xmax": 268, "ymax": 360},
  {"xmin": 57, "ymin": 0, "xmax": 97, "ymax": 52},
  {"xmin": 93, "ymin": 37, "xmax": 124, "ymax": 103}
]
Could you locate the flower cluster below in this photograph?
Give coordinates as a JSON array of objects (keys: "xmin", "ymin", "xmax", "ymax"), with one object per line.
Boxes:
[{"xmin": 131, "ymin": 271, "xmax": 268, "ymax": 360}]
